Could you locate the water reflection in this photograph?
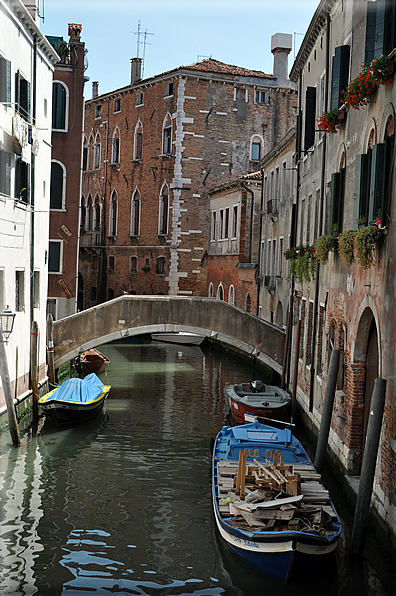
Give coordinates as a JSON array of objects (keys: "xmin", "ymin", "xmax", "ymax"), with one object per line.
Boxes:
[{"xmin": 0, "ymin": 340, "xmax": 395, "ymax": 595}]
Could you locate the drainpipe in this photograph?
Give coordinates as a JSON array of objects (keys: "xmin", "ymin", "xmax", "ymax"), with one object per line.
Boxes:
[
  {"xmin": 255, "ymin": 169, "xmax": 264, "ymax": 316},
  {"xmin": 309, "ymin": 13, "xmax": 330, "ymax": 411},
  {"xmin": 30, "ymin": 34, "xmax": 37, "ymax": 328},
  {"xmin": 98, "ymin": 98, "xmax": 109, "ymax": 303}
]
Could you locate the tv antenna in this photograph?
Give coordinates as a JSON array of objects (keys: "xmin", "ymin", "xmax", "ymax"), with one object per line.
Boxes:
[
  {"xmin": 293, "ymin": 32, "xmax": 304, "ymax": 60},
  {"xmin": 133, "ymin": 20, "xmax": 154, "ymax": 77}
]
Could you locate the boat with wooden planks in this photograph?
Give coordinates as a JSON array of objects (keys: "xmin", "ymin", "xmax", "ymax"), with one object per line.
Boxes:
[
  {"xmin": 80, "ymin": 348, "xmax": 110, "ymax": 374},
  {"xmin": 212, "ymin": 420, "xmax": 342, "ymax": 581},
  {"xmin": 226, "ymin": 380, "xmax": 291, "ymax": 424}
]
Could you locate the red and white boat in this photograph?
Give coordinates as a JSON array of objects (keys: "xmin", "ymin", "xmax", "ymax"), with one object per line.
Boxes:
[{"xmin": 226, "ymin": 380, "xmax": 291, "ymax": 425}]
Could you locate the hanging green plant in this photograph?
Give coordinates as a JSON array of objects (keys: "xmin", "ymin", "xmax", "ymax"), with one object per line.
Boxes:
[
  {"xmin": 284, "ymin": 243, "xmax": 316, "ymax": 285},
  {"xmin": 354, "ymin": 223, "xmax": 383, "ymax": 269},
  {"xmin": 317, "ymin": 108, "xmax": 342, "ymax": 134},
  {"xmin": 338, "ymin": 229, "xmax": 356, "ymax": 267},
  {"xmin": 315, "ymin": 235, "xmax": 337, "ymax": 263}
]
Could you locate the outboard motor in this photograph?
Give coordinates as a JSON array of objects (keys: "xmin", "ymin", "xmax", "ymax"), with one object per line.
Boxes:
[{"xmin": 250, "ymin": 380, "xmax": 264, "ymax": 393}]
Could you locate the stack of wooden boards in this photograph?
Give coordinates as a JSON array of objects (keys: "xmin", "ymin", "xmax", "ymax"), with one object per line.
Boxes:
[{"xmin": 217, "ymin": 450, "xmax": 336, "ymax": 534}]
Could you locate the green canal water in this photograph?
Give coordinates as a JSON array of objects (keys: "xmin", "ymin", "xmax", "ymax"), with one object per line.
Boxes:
[{"xmin": 0, "ymin": 338, "xmax": 395, "ymax": 595}]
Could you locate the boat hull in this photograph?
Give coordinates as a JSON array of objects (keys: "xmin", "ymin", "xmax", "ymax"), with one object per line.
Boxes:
[
  {"xmin": 226, "ymin": 383, "xmax": 291, "ymax": 424},
  {"xmin": 39, "ymin": 386, "xmax": 110, "ymax": 426},
  {"xmin": 80, "ymin": 349, "xmax": 110, "ymax": 374},
  {"xmin": 151, "ymin": 332, "xmax": 205, "ymax": 346}
]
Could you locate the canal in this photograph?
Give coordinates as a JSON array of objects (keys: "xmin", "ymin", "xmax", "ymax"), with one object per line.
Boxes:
[{"xmin": 0, "ymin": 338, "xmax": 395, "ymax": 595}]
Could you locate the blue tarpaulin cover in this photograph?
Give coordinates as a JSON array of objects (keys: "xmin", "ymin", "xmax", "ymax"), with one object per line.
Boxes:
[{"xmin": 47, "ymin": 373, "xmax": 105, "ymax": 403}]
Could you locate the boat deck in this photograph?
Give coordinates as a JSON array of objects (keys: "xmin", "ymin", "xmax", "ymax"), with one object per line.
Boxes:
[{"xmin": 216, "ymin": 456, "xmax": 337, "ymax": 533}]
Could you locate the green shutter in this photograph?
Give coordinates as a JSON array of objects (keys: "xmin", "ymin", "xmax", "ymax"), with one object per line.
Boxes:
[
  {"xmin": 330, "ymin": 172, "xmax": 341, "ymax": 235},
  {"xmin": 15, "ymin": 70, "xmax": 20, "ymax": 111},
  {"xmin": 0, "ymin": 58, "xmax": 10, "ymax": 103},
  {"xmin": 353, "ymin": 154, "xmax": 370, "ymax": 229},
  {"xmin": 6, "ymin": 59, "xmax": 11, "ymax": 104},
  {"xmin": 374, "ymin": 0, "xmax": 386, "ymax": 58},
  {"xmin": 304, "ymin": 87, "xmax": 316, "ymax": 151},
  {"xmin": 48, "ymin": 242, "xmax": 61, "ymax": 273},
  {"xmin": 50, "ymin": 162, "xmax": 63, "ymax": 209},
  {"xmin": 19, "ymin": 79, "xmax": 30, "ymax": 120},
  {"xmin": 369, "ymin": 143, "xmax": 386, "ymax": 222},
  {"xmin": 5, "ymin": 152, "xmax": 11, "ymax": 195},
  {"xmin": 52, "ymin": 82, "xmax": 66, "ymax": 129},
  {"xmin": 365, "ymin": 2, "xmax": 377, "ymax": 63},
  {"xmin": 330, "ymin": 46, "xmax": 350, "ymax": 111}
]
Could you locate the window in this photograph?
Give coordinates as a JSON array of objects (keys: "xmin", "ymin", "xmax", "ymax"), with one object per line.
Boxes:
[
  {"xmin": 232, "ymin": 205, "xmax": 238, "ymax": 238},
  {"xmin": 15, "ymin": 270, "xmax": 25, "ymax": 312},
  {"xmin": 33, "ymin": 271, "xmax": 40, "ymax": 308},
  {"xmin": 256, "ymin": 90, "xmax": 266, "ymax": 103},
  {"xmin": 82, "ymin": 136, "xmax": 88, "ymax": 171},
  {"xmin": 109, "ymin": 191, "xmax": 117, "ymax": 236},
  {"xmin": 95, "ymin": 104, "xmax": 102, "ymax": 119},
  {"xmin": 165, "ymin": 81, "xmax": 174, "ymax": 97},
  {"xmin": 94, "ymin": 196, "xmax": 101, "ymax": 230},
  {"xmin": 156, "ymin": 257, "xmax": 166, "ymax": 274},
  {"xmin": 93, "ymin": 134, "xmax": 101, "ymax": 169},
  {"xmin": 111, "ymin": 128, "xmax": 120, "ymax": 164},
  {"xmin": 365, "ymin": 0, "xmax": 396, "ymax": 63},
  {"xmin": 330, "ymin": 158, "xmax": 346, "ymax": 234},
  {"xmin": 353, "ymin": 139, "xmax": 389, "ymax": 229},
  {"xmin": 278, "ymin": 237, "xmax": 284, "ymax": 277},
  {"xmin": 224, "ymin": 208, "xmax": 230, "ymax": 239},
  {"xmin": 159, "ymin": 184, "xmax": 169, "ymax": 235},
  {"xmin": 80, "ymin": 196, "xmax": 86, "ymax": 230},
  {"xmin": 134, "ymin": 121, "xmax": 143, "ymax": 160},
  {"xmin": 114, "ymin": 98, "xmax": 121, "ymax": 112},
  {"xmin": 235, "ymin": 87, "xmax": 247, "ymax": 101},
  {"xmin": 228, "ymin": 285, "xmax": 235, "ymax": 305},
  {"xmin": 136, "ymin": 92, "xmax": 144, "ymax": 106},
  {"xmin": 50, "ymin": 161, "xmax": 65, "ymax": 209},
  {"xmin": 108, "ymin": 289, "xmax": 114, "ymax": 301},
  {"xmin": 130, "ymin": 256, "xmax": 137, "ymax": 273},
  {"xmin": 87, "ymin": 196, "xmax": 93, "ymax": 230},
  {"xmin": 0, "ymin": 56, "xmax": 11, "ymax": 104},
  {"xmin": 14, "ymin": 157, "xmax": 30, "ymax": 202},
  {"xmin": 208, "ymin": 282, "xmax": 213, "ymax": 298},
  {"xmin": 0, "ymin": 150, "xmax": 11, "ymax": 196},
  {"xmin": 219, "ymin": 209, "xmax": 224, "ymax": 239},
  {"xmin": 131, "ymin": 189, "xmax": 140, "ymax": 236},
  {"xmin": 246, "ymin": 294, "xmax": 251, "ymax": 313},
  {"xmin": 211, "ymin": 211, "xmax": 217, "ymax": 240},
  {"xmin": 162, "ymin": 114, "xmax": 172, "ymax": 155},
  {"xmin": 251, "ymin": 135, "xmax": 263, "ymax": 161},
  {"xmin": 108, "ymin": 256, "xmax": 115, "ymax": 272},
  {"xmin": 15, "ymin": 71, "xmax": 30, "ymax": 119},
  {"xmin": 217, "ymin": 284, "xmax": 224, "ymax": 300},
  {"xmin": 304, "ymin": 86, "xmax": 316, "ymax": 151},
  {"xmin": 48, "ymin": 241, "xmax": 62, "ymax": 273},
  {"xmin": 52, "ymin": 81, "xmax": 68, "ymax": 130},
  {"xmin": 0, "ymin": 269, "xmax": 4, "ymax": 311},
  {"xmin": 330, "ymin": 46, "xmax": 350, "ymax": 111},
  {"xmin": 281, "ymin": 162, "xmax": 287, "ymax": 201}
]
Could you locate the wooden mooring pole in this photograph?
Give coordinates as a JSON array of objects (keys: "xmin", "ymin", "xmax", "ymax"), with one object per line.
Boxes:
[
  {"xmin": 46, "ymin": 313, "xmax": 55, "ymax": 386},
  {"xmin": 30, "ymin": 320, "xmax": 39, "ymax": 425},
  {"xmin": 291, "ymin": 320, "xmax": 301, "ymax": 421},
  {"xmin": 351, "ymin": 378, "xmax": 387, "ymax": 556},
  {"xmin": 0, "ymin": 330, "xmax": 20, "ymax": 446},
  {"xmin": 281, "ymin": 311, "xmax": 291, "ymax": 390},
  {"xmin": 314, "ymin": 348, "xmax": 340, "ymax": 476}
]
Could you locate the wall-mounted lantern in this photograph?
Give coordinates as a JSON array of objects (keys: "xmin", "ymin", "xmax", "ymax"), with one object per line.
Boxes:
[{"xmin": 0, "ymin": 306, "xmax": 16, "ymax": 344}]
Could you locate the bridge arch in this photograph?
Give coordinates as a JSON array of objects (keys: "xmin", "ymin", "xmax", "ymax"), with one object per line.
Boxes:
[{"xmin": 53, "ymin": 296, "xmax": 285, "ymax": 374}]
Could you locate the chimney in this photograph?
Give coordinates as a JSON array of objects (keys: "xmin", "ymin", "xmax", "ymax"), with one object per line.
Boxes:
[
  {"xmin": 92, "ymin": 81, "xmax": 99, "ymax": 99},
  {"xmin": 68, "ymin": 23, "xmax": 82, "ymax": 43},
  {"xmin": 130, "ymin": 58, "xmax": 142, "ymax": 85},
  {"xmin": 271, "ymin": 33, "xmax": 292, "ymax": 81}
]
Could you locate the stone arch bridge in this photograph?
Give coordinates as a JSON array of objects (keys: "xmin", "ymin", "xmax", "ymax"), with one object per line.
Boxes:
[{"xmin": 53, "ymin": 296, "xmax": 286, "ymax": 374}]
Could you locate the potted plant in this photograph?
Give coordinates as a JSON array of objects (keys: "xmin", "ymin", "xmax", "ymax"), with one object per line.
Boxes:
[
  {"xmin": 317, "ymin": 108, "xmax": 343, "ymax": 134},
  {"xmin": 315, "ymin": 234, "xmax": 337, "ymax": 263},
  {"xmin": 55, "ymin": 40, "xmax": 70, "ymax": 63},
  {"xmin": 343, "ymin": 55, "xmax": 392, "ymax": 109},
  {"xmin": 338, "ymin": 229, "xmax": 356, "ymax": 267},
  {"xmin": 284, "ymin": 243, "xmax": 316, "ymax": 285},
  {"xmin": 354, "ymin": 220, "xmax": 383, "ymax": 269}
]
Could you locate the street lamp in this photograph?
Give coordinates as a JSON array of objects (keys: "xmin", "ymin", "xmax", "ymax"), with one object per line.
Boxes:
[{"xmin": 0, "ymin": 306, "xmax": 16, "ymax": 343}]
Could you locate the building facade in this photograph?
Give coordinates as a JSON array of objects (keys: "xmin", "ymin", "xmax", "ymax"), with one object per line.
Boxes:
[
  {"xmin": 0, "ymin": 0, "xmax": 58, "ymax": 408},
  {"xmin": 46, "ymin": 23, "xmax": 86, "ymax": 320},
  {"xmin": 287, "ymin": 0, "xmax": 396, "ymax": 540},
  {"xmin": 78, "ymin": 34, "xmax": 298, "ymax": 307}
]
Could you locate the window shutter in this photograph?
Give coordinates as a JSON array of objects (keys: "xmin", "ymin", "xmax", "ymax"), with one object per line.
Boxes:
[
  {"xmin": 6, "ymin": 59, "xmax": 11, "ymax": 104},
  {"xmin": 369, "ymin": 143, "xmax": 386, "ymax": 222},
  {"xmin": 330, "ymin": 172, "xmax": 342, "ymax": 234},
  {"xmin": 48, "ymin": 242, "xmax": 61, "ymax": 273},
  {"xmin": 15, "ymin": 70, "xmax": 20, "ymax": 110},
  {"xmin": 365, "ymin": 1, "xmax": 377, "ymax": 63},
  {"xmin": 304, "ymin": 87, "xmax": 316, "ymax": 151},
  {"xmin": 19, "ymin": 79, "xmax": 30, "ymax": 120},
  {"xmin": 52, "ymin": 83, "xmax": 66, "ymax": 129},
  {"xmin": 353, "ymin": 154, "xmax": 370, "ymax": 229},
  {"xmin": 0, "ymin": 58, "xmax": 11, "ymax": 103},
  {"xmin": 50, "ymin": 163, "xmax": 63, "ymax": 209},
  {"xmin": 0, "ymin": 151, "xmax": 11, "ymax": 195},
  {"xmin": 295, "ymin": 110, "xmax": 302, "ymax": 155},
  {"xmin": 374, "ymin": 0, "xmax": 386, "ymax": 58},
  {"xmin": 330, "ymin": 46, "xmax": 350, "ymax": 111}
]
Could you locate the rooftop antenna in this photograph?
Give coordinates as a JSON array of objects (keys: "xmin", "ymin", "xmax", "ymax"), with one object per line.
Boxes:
[
  {"xmin": 293, "ymin": 32, "xmax": 304, "ymax": 60},
  {"xmin": 132, "ymin": 21, "xmax": 154, "ymax": 77}
]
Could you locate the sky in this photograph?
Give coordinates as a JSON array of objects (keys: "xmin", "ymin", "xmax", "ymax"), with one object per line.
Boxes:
[{"xmin": 41, "ymin": 0, "xmax": 320, "ymax": 98}]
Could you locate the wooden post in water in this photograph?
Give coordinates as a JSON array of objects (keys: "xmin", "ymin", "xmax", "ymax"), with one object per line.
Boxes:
[
  {"xmin": 30, "ymin": 320, "xmax": 39, "ymax": 425},
  {"xmin": 281, "ymin": 311, "xmax": 291, "ymax": 390},
  {"xmin": 46, "ymin": 313, "xmax": 55, "ymax": 386},
  {"xmin": 314, "ymin": 348, "xmax": 340, "ymax": 476},
  {"xmin": 0, "ymin": 330, "xmax": 20, "ymax": 446},
  {"xmin": 351, "ymin": 378, "xmax": 387, "ymax": 556},
  {"xmin": 291, "ymin": 320, "xmax": 301, "ymax": 421}
]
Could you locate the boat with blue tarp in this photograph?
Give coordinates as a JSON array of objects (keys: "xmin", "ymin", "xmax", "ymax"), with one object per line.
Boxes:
[
  {"xmin": 39, "ymin": 373, "xmax": 110, "ymax": 425},
  {"xmin": 212, "ymin": 420, "xmax": 342, "ymax": 581}
]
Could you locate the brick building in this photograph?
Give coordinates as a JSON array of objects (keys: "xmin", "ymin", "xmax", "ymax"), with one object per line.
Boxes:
[
  {"xmin": 78, "ymin": 33, "xmax": 297, "ymax": 306},
  {"xmin": 47, "ymin": 24, "xmax": 86, "ymax": 319}
]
